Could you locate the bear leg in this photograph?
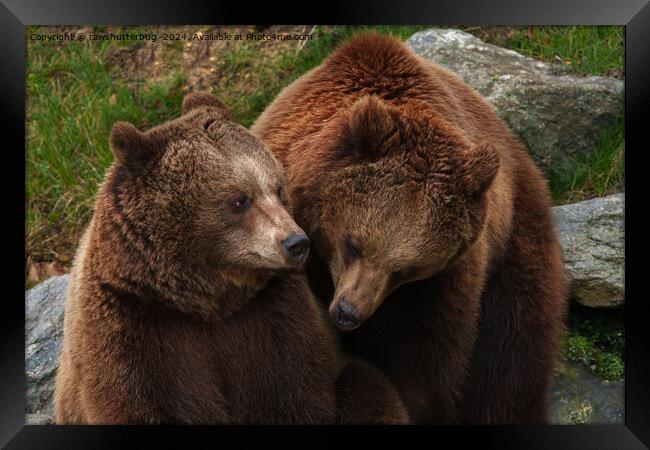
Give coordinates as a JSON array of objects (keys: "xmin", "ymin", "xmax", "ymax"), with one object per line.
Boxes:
[{"xmin": 461, "ymin": 231, "xmax": 568, "ymax": 424}]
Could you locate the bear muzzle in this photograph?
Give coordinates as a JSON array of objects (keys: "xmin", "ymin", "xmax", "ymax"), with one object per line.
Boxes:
[
  {"xmin": 330, "ymin": 263, "xmax": 392, "ymax": 330},
  {"xmin": 333, "ymin": 298, "xmax": 361, "ymax": 330},
  {"xmin": 282, "ymin": 233, "xmax": 310, "ymax": 266}
]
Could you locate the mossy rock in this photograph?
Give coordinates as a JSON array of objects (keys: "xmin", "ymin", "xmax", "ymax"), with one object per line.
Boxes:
[{"xmin": 548, "ymin": 359, "xmax": 623, "ymax": 424}]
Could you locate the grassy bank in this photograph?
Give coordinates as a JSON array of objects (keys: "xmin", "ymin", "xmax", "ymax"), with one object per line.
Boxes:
[
  {"xmin": 26, "ymin": 36, "xmax": 187, "ymax": 271},
  {"xmin": 26, "ymin": 25, "xmax": 624, "ymax": 283}
]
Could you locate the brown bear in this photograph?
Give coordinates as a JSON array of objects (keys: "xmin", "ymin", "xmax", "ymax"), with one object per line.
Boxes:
[
  {"xmin": 53, "ymin": 92, "xmax": 408, "ymax": 424},
  {"xmin": 251, "ymin": 33, "xmax": 569, "ymax": 424}
]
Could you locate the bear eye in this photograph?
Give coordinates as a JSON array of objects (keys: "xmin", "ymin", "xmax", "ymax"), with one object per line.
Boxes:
[
  {"xmin": 394, "ymin": 267, "xmax": 413, "ymax": 279},
  {"xmin": 393, "ymin": 266, "xmax": 419, "ymax": 281},
  {"xmin": 344, "ymin": 236, "xmax": 362, "ymax": 260},
  {"xmin": 276, "ymin": 185, "xmax": 290, "ymax": 206},
  {"xmin": 231, "ymin": 194, "xmax": 251, "ymax": 213}
]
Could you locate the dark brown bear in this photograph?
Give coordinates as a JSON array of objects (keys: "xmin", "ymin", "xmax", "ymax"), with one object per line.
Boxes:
[
  {"xmin": 251, "ymin": 33, "xmax": 569, "ymax": 424},
  {"xmin": 53, "ymin": 93, "xmax": 408, "ymax": 425}
]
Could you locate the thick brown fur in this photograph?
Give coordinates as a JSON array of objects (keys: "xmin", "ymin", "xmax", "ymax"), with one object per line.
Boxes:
[
  {"xmin": 54, "ymin": 93, "xmax": 408, "ymax": 424},
  {"xmin": 251, "ymin": 33, "xmax": 569, "ymax": 424}
]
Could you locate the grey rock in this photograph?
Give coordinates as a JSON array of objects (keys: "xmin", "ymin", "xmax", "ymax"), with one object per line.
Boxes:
[
  {"xmin": 407, "ymin": 28, "xmax": 623, "ymax": 171},
  {"xmin": 25, "ymin": 274, "xmax": 68, "ymax": 417},
  {"xmin": 553, "ymin": 193, "xmax": 624, "ymax": 308},
  {"xmin": 548, "ymin": 359, "xmax": 624, "ymax": 424},
  {"xmin": 25, "ymin": 413, "xmax": 55, "ymax": 425}
]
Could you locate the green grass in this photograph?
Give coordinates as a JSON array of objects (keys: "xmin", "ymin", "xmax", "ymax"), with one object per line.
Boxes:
[
  {"xmin": 562, "ymin": 306, "xmax": 624, "ymax": 382},
  {"xmin": 26, "ymin": 27, "xmax": 186, "ymax": 268},
  {"xmin": 464, "ymin": 26, "xmax": 624, "ymax": 77},
  {"xmin": 549, "ymin": 110, "xmax": 624, "ymax": 204},
  {"xmin": 26, "ymin": 25, "xmax": 625, "ymax": 275}
]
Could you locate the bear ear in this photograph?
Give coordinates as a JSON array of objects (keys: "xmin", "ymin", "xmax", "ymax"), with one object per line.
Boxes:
[
  {"xmin": 346, "ymin": 95, "xmax": 400, "ymax": 159},
  {"xmin": 458, "ymin": 143, "xmax": 500, "ymax": 197},
  {"xmin": 182, "ymin": 92, "xmax": 231, "ymax": 119},
  {"xmin": 109, "ymin": 122, "xmax": 160, "ymax": 173}
]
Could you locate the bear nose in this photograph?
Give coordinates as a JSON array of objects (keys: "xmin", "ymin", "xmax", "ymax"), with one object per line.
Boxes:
[
  {"xmin": 335, "ymin": 299, "xmax": 360, "ymax": 330},
  {"xmin": 282, "ymin": 233, "xmax": 310, "ymax": 265}
]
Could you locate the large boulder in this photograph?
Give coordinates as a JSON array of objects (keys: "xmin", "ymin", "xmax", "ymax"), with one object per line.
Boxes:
[
  {"xmin": 554, "ymin": 193, "xmax": 624, "ymax": 308},
  {"xmin": 407, "ymin": 28, "xmax": 624, "ymax": 171},
  {"xmin": 25, "ymin": 274, "xmax": 68, "ymax": 424}
]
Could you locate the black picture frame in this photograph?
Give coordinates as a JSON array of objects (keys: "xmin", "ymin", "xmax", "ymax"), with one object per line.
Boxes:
[{"xmin": 5, "ymin": 0, "xmax": 649, "ymax": 448}]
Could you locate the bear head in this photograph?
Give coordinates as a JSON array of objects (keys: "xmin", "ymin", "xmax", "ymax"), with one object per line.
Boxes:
[
  {"xmin": 105, "ymin": 93, "xmax": 309, "ymax": 308},
  {"xmin": 293, "ymin": 95, "xmax": 499, "ymax": 330}
]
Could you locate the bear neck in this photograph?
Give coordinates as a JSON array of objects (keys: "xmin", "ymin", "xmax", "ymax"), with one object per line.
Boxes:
[{"xmin": 86, "ymin": 230, "xmax": 275, "ymax": 321}]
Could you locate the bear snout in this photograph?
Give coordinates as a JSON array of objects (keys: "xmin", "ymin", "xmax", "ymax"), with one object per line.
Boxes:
[
  {"xmin": 282, "ymin": 233, "xmax": 310, "ymax": 265},
  {"xmin": 332, "ymin": 298, "xmax": 361, "ymax": 331}
]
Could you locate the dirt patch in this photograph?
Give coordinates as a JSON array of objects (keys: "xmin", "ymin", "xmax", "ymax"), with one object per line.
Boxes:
[
  {"xmin": 27, "ymin": 262, "xmax": 71, "ymax": 288},
  {"xmin": 105, "ymin": 40, "xmax": 179, "ymax": 85}
]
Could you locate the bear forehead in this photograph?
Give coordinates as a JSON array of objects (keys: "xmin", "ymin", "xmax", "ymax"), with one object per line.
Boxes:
[
  {"xmin": 323, "ymin": 192, "xmax": 462, "ymax": 268},
  {"xmin": 154, "ymin": 119, "xmax": 273, "ymax": 163},
  {"xmin": 331, "ymin": 151, "xmax": 462, "ymax": 199},
  {"xmin": 144, "ymin": 109, "xmax": 248, "ymax": 146}
]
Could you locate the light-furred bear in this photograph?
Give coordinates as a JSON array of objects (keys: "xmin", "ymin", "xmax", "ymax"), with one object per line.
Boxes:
[
  {"xmin": 53, "ymin": 93, "xmax": 408, "ymax": 425},
  {"xmin": 251, "ymin": 33, "xmax": 569, "ymax": 424}
]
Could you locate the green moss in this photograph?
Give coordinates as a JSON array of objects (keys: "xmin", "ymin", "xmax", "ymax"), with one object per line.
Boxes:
[{"xmin": 562, "ymin": 306, "xmax": 624, "ymax": 382}]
